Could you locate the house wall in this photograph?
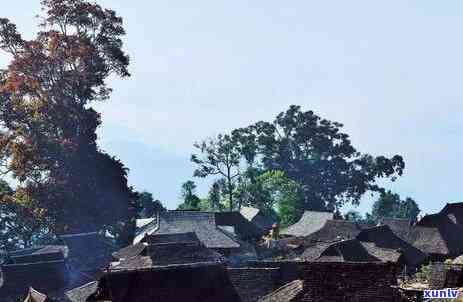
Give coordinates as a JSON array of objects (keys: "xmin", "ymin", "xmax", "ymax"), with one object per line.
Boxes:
[{"xmin": 228, "ymin": 268, "xmax": 280, "ymax": 302}]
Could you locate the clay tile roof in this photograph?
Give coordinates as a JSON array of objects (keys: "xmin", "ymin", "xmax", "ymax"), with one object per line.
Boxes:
[
  {"xmin": 5, "ymin": 246, "xmax": 67, "ymax": 266},
  {"xmin": 142, "ymin": 232, "xmax": 200, "ymax": 245},
  {"xmin": 58, "ymin": 232, "xmax": 114, "ymax": 275},
  {"xmin": 440, "ymin": 202, "xmax": 463, "ymax": 225},
  {"xmin": 406, "ymin": 226, "xmax": 463, "ymax": 257},
  {"xmin": 240, "ymin": 206, "xmax": 260, "ymax": 221},
  {"xmin": 228, "ymin": 268, "xmax": 280, "ymax": 302},
  {"xmin": 23, "ymin": 287, "xmax": 50, "ymax": 302},
  {"xmin": 137, "ymin": 211, "xmax": 240, "ymax": 249},
  {"xmin": 303, "ymin": 220, "xmax": 362, "ymax": 244},
  {"xmin": 112, "ymin": 243, "xmax": 147, "ymax": 261},
  {"xmin": 412, "ymin": 214, "xmax": 463, "ymax": 257},
  {"xmin": 258, "ymin": 279, "xmax": 304, "ymax": 302},
  {"xmin": 380, "ymin": 218, "xmax": 413, "ymax": 240},
  {"xmin": 281, "ymin": 211, "xmax": 334, "ymax": 237},
  {"xmin": 63, "ymin": 281, "xmax": 99, "ymax": 302},
  {"xmin": 301, "ymin": 238, "xmax": 402, "ymax": 263},
  {"xmin": 109, "ymin": 243, "xmax": 225, "ymax": 271},
  {"xmin": 240, "ymin": 207, "xmax": 276, "ymax": 232},
  {"xmin": 215, "ymin": 212, "xmax": 266, "ymax": 239},
  {"xmin": 356, "ymin": 225, "xmax": 428, "ymax": 267}
]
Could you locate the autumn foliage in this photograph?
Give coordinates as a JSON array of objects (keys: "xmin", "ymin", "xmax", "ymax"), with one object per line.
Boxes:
[{"xmin": 0, "ymin": 0, "xmax": 134, "ymax": 236}]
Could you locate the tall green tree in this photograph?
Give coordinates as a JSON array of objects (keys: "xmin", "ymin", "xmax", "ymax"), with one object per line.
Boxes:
[
  {"xmin": 134, "ymin": 191, "xmax": 165, "ymax": 218},
  {"xmin": 370, "ymin": 190, "xmax": 420, "ymax": 223},
  {"xmin": 207, "ymin": 181, "xmax": 223, "ymax": 211},
  {"xmin": 231, "ymin": 105, "xmax": 405, "ymax": 212},
  {"xmin": 0, "ymin": 0, "xmax": 134, "ymax": 234},
  {"xmin": 344, "ymin": 210, "xmax": 364, "ymax": 222},
  {"xmin": 191, "ymin": 134, "xmax": 242, "ymax": 211},
  {"xmin": 178, "ymin": 180, "xmax": 201, "ymax": 210},
  {"xmin": 235, "ymin": 170, "xmax": 303, "ymax": 227}
]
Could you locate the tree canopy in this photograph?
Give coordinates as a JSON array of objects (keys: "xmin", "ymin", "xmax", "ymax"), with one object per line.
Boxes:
[
  {"xmin": 0, "ymin": 0, "xmax": 134, "ymax": 236},
  {"xmin": 177, "ymin": 180, "xmax": 201, "ymax": 210},
  {"xmin": 191, "ymin": 105, "xmax": 405, "ymax": 216},
  {"xmin": 371, "ymin": 190, "xmax": 420, "ymax": 223}
]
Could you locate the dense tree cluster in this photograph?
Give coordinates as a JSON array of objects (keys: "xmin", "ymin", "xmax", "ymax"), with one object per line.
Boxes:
[
  {"xmin": 345, "ymin": 191, "xmax": 420, "ymax": 224},
  {"xmin": 190, "ymin": 105, "xmax": 406, "ymax": 223},
  {"xmin": 0, "ymin": 0, "xmax": 136, "ymax": 247}
]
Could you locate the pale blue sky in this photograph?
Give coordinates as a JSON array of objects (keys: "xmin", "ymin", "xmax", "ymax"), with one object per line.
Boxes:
[{"xmin": 1, "ymin": 1, "xmax": 462, "ymax": 214}]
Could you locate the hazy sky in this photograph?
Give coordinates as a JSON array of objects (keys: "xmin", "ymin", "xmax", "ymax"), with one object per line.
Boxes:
[{"xmin": 1, "ymin": 1, "xmax": 462, "ymax": 214}]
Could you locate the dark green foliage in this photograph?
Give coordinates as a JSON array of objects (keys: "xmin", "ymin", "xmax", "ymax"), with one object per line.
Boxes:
[
  {"xmin": 177, "ymin": 180, "xmax": 201, "ymax": 210},
  {"xmin": 134, "ymin": 191, "xmax": 165, "ymax": 218},
  {"xmin": 191, "ymin": 134, "xmax": 241, "ymax": 211},
  {"xmin": 371, "ymin": 190, "xmax": 420, "ymax": 223},
  {"xmin": 231, "ymin": 105, "xmax": 405, "ymax": 212},
  {"xmin": 345, "ymin": 210, "xmax": 364, "ymax": 222}
]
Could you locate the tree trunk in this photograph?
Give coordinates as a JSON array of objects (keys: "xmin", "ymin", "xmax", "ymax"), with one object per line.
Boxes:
[{"xmin": 227, "ymin": 166, "xmax": 233, "ymax": 211}]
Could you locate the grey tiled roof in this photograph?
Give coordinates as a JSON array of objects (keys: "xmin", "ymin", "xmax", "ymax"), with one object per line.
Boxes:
[
  {"xmin": 24, "ymin": 287, "xmax": 50, "ymax": 302},
  {"xmin": 380, "ymin": 218, "xmax": 413, "ymax": 240},
  {"xmin": 281, "ymin": 211, "xmax": 333, "ymax": 237},
  {"xmin": 109, "ymin": 242, "xmax": 225, "ymax": 271},
  {"xmin": 112, "ymin": 243, "xmax": 147, "ymax": 261},
  {"xmin": 440, "ymin": 202, "xmax": 463, "ymax": 225},
  {"xmin": 215, "ymin": 212, "xmax": 266, "ymax": 239},
  {"xmin": 142, "ymin": 232, "xmax": 200, "ymax": 245},
  {"xmin": 356, "ymin": 225, "xmax": 427, "ymax": 267},
  {"xmin": 258, "ymin": 279, "xmax": 304, "ymax": 302},
  {"xmin": 63, "ymin": 282, "xmax": 99, "ymax": 302},
  {"xmin": 302, "ymin": 239, "xmax": 402, "ymax": 263},
  {"xmin": 302, "ymin": 220, "xmax": 362, "ymax": 244},
  {"xmin": 143, "ymin": 211, "xmax": 240, "ymax": 249},
  {"xmin": 240, "ymin": 207, "xmax": 276, "ymax": 232}
]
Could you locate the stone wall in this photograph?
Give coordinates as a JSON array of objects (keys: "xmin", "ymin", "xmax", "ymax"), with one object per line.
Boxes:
[
  {"xmin": 429, "ymin": 263, "xmax": 463, "ymax": 289},
  {"xmin": 299, "ymin": 262, "xmax": 398, "ymax": 302},
  {"xmin": 228, "ymin": 268, "xmax": 280, "ymax": 302}
]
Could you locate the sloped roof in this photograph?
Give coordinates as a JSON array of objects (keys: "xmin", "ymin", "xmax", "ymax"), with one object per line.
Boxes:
[
  {"xmin": 380, "ymin": 218, "xmax": 413, "ymax": 240},
  {"xmin": 23, "ymin": 287, "xmax": 50, "ymax": 302},
  {"xmin": 301, "ymin": 239, "xmax": 402, "ymax": 263},
  {"xmin": 356, "ymin": 225, "xmax": 428, "ymax": 267},
  {"xmin": 228, "ymin": 268, "xmax": 280, "ymax": 302},
  {"xmin": 440, "ymin": 202, "xmax": 463, "ymax": 225},
  {"xmin": 299, "ymin": 241, "xmax": 334, "ymax": 261},
  {"xmin": 59, "ymin": 232, "xmax": 114, "ymax": 275},
  {"xmin": 258, "ymin": 279, "xmax": 304, "ymax": 302},
  {"xmin": 215, "ymin": 212, "xmax": 266, "ymax": 239},
  {"xmin": 281, "ymin": 211, "xmax": 333, "ymax": 237},
  {"xmin": 413, "ymin": 214, "xmax": 463, "ymax": 257},
  {"xmin": 139, "ymin": 211, "xmax": 240, "ymax": 249},
  {"xmin": 240, "ymin": 206, "xmax": 260, "ymax": 221},
  {"xmin": 303, "ymin": 220, "xmax": 362, "ymax": 244},
  {"xmin": 0, "ymin": 259, "xmax": 68, "ymax": 300},
  {"xmin": 63, "ymin": 282, "xmax": 99, "ymax": 302},
  {"xmin": 317, "ymin": 239, "xmax": 393, "ymax": 262},
  {"xmin": 417, "ymin": 213, "xmax": 458, "ymax": 228},
  {"xmin": 109, "ymin": 242, "xmax": 225, "ymax": 271},
  {"xmin": 406, "ymin": 226, "xmax": 463, "ymax": 257},
  {"xmin": 112, "ymin": 243, "xmax": 147, "ymax": 261},
  {"xmin": 240, "ymin": 207, "xmax": 276, "ymax": 232},
  {"xmin": 360, "ymin": 242, "xmax": 403, "ymax": 263},
  {"xmin": 142, "ymin": 232, "xmax": 200, "ymax": 245},
  {"xmin": 6, "ymin": 245, "xmax": 67, "ymax": 265},
  {"xmin": 136, "ymin": 218, "xmax": 156, "ymax": 228}
]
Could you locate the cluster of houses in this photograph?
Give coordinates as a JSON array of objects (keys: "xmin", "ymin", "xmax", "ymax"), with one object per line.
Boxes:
[{"xmin": 1, "ymin": 203, "xmax": 463, "ymax": 302}]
